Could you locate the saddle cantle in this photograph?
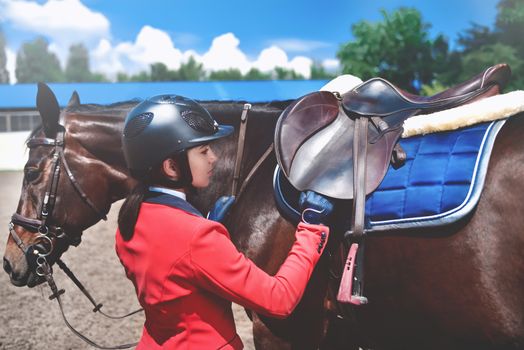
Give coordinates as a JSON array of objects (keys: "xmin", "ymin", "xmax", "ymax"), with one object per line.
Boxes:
[{"xmin": 342, "ymin": 63, "xmax": 511, "ymax": 126}]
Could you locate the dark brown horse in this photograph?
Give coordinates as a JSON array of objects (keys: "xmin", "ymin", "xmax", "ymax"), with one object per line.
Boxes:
[{"xmin": 3, "ymin": 84, "xmax": 524, "ymax": 350}]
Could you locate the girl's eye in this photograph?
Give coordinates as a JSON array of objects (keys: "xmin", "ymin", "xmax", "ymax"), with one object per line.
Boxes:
[{"xmin": 24, "ymin": 167, "xmax": 40, "ymax": 182}]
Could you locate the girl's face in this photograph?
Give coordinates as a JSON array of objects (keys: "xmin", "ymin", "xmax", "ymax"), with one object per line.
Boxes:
[{"xmin": 187, "ymin": 144, "xmax": 218, "ymax": 188}]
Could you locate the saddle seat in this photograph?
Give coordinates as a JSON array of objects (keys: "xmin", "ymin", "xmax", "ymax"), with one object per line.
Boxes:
[{"xmin": 274, "ymin": 64, "xmax": 511, "ymax": 200}]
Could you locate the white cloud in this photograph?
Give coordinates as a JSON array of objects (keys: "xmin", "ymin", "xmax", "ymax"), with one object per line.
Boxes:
[
  {"xmin": 289, "ymin": 56, "xmax": 313, "ymax": 78},
  {"xmin": 201, "ymin": 33, "xmax": 251, "ymax": 73},
  {"xmin": 254, "ymin": 46, "xmax": 289, "ymax": 72},
  {"xmin": 253, "ymin": 46, "xmax": 312, "ymax": 78},
  {"xmin": 91, "ymin": 25, "xmax": 186, "ymax": 79},
  {"xmin": 322, "ymin": 58, "xmax": 340, "ymax": 72},
  {"xmin": 92, "ymin": 31, "xmax": 318, "ymax": 80},
  {"xmin": 2, "ymin": 0, "xmax": 109, "ymax": 45},
  {"xmin": 1, "ymin": 0, "xmax": 110, "ymax": 69},
  {"xmin": 6, "ymin": 47, "xmax": 16, "ymax": 84}
]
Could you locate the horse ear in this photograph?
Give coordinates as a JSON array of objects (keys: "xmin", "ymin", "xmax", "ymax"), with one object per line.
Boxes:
[
  {"xmin": 36, "ymin": 82, "xmax": 61, "ymax": 138},
  {"xmin": 67, "ymin": 90, "xmax": 80, "ymax": 109}
]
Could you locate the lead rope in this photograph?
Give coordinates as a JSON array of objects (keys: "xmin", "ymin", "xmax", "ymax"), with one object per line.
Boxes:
[
  {"xmin": 56, "ymin": 259, "xmax": 143, "ymax": 319},
  {"xmin": 37, "ymin": 256, "xmax": 139, "ymax": 349}
]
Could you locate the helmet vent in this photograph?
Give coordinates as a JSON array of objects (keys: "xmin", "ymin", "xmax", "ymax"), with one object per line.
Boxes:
[
  {"xmin": 181, "ymin": 110, "xmax": 217, "ymax": 133},
  {"xmin": 124, "ymin": 112, "xmax": 154, "ymax": 138}
]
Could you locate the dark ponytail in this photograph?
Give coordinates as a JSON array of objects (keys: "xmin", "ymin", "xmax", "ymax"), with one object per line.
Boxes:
[{"xmin": 118, "ymin": 182, "xmax": 148, "ymax": 241}]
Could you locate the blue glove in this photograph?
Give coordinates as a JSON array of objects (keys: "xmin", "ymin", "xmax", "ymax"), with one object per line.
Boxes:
[
  {"xmin": 207, "ymin": 196, "xmax": 236, "ymax": 223},
  {"xmin": 299, "ymin": 191, "xmax": 334, "ymax": 225}
]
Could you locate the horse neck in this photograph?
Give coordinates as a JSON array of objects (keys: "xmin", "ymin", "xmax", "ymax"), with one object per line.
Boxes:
[
  {"xmin": 64, "ymin": 108, "xmax": 135, "ymax": 203},
  {"xmin": 189, "ymin": 100, "xmax": 288, "ymax": 213}
]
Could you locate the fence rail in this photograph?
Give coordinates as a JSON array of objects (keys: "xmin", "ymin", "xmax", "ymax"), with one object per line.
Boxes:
[{"xmin": 0, "ymin": 110, "xmax": 40, "ymax": 133}]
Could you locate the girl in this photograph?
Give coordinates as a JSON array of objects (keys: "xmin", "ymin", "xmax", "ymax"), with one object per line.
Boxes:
[{"xmin": 116, "ymin": 94, "xmax": 334, "ymax": 349}]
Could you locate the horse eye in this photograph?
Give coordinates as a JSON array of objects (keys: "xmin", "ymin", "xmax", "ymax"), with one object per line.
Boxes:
[{"xmin": 24, "ymin": 168, "xmax": 40, "ymax": 182}]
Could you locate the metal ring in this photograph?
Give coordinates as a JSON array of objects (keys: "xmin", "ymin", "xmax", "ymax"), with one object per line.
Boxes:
[
  {"xmin": 38, "ymin": 225, "xmax": 49, "ymax": 235},
  {"xmin": 35, "ymin": 256, "xmax": 48, "ymax": 276},
  {"xmin": 33, "ymin": 234, "xmax": 54, "ymax": 257},
  {"xmin": 36, "ymin": 255, "xmax": 47, "ymax": 266},
  {"xmin": 35, "ymin": 265, "xmax": 45, "ymax": 276}
]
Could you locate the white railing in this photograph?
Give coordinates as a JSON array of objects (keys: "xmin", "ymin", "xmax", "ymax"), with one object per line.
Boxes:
[
  {"xmin": 0, "ymin": 111, "xmax": 39, "ymax": 170},
  {"xmin": 0, "ymin": 110, "xmax": 40, "ymax": 133}
]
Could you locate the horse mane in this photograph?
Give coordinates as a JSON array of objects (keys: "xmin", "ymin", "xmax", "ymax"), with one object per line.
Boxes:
[{"xmin": 65, "ymin": 99, "xmax": 141, "ymax": 117}]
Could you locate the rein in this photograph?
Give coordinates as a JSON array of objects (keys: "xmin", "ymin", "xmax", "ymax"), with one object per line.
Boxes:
[{"xmin": 9, "ymin": 128, "xmax": 140, "ymax": 349}]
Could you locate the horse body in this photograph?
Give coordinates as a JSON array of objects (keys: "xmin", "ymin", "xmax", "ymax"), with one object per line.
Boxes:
[{"xmin": 3, "ymin": 86, "xmax": 524, "ymax": 349}]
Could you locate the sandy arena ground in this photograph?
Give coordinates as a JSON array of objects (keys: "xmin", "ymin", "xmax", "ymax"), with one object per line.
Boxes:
[{"xmin": 0, "ymin": 171, "xmax": 255, "ymax": 350}]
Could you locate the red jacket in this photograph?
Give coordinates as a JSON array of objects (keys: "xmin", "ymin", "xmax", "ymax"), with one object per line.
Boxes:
[{"xmin": 115, "ymin": 194, "xmax": 329, "ymax": 349}]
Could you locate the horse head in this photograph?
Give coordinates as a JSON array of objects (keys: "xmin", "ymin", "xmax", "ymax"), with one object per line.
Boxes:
[{"xmin": 3, "ymin": 83, "xmax": 135, "ymax": 287}]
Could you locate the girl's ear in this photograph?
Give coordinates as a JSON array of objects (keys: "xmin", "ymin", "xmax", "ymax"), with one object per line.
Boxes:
[{"xmin": 161, "ymin": 158, "xmax": 180, "ymax": 180}]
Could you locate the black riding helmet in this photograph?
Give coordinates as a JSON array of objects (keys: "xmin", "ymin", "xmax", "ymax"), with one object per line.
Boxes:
[{"xmin": 122, "ymin": 95, "xmax": 234, "ymax": 183}]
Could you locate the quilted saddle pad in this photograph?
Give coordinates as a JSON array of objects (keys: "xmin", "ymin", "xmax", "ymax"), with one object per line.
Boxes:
[{"xmin": 273, "ymin": 120, "xmax": 506, "ymax": 232}]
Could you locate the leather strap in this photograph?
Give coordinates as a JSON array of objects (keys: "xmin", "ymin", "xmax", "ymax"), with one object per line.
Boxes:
[
  {"xmin": 351, "ymin": 117, "xmax": 368, "ymax": 237},
  {"xmin": 231, "ymin": 103, "xmax": 251, "ymax": 196}
]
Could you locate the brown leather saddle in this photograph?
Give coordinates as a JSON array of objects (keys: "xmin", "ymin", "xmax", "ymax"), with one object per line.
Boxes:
[{"xmin": 274, "ymin": 63, "xmax": 511, "ymax": 305}]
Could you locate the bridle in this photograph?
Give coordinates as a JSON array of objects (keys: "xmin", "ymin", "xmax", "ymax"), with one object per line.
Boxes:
[
  {"xmin": 8, "ymin": 126, "xmax": 140, "ymax": 349},
  {"xmin": 9, "ymin": 127, "xmax": 107, "ymax": 260}
]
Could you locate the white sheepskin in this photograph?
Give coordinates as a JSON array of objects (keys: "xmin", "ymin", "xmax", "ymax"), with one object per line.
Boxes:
[
  {"xmin": 319, "ymin": 74, "xmax": 363, "ymax": 94},
  {"xmin": 402, "ymin": 90, "xmax": 524, "ymax": 138}
]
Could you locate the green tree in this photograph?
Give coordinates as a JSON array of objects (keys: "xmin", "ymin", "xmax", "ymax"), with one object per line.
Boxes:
[
  {"xmin": 461, "ymin": 43, "xmax": 523, "ymax": 89},
  {"xmin": 178, "ymin": 57, "xmax": 205, "ymax": 81},
  {"xmin": 16, "ymin": 37, "xmax": 64, "ymax": 83},
  {"xmin": 452, "ymin": 0, "xmax": 524, "ymax": 89},
  {"xmin": 274, "ymin": 67, "xmax": 304, "ymax": 80},
  {"xmin": 337, "ymin": 8, "xmax": 441, "ymax": 92},
  {"xmin": 116, "ymin": 72, "xmax": 130, "ymax": 82},
  {"xmin": 243, "ymin": 68, "xmax": 271, "ymax": 80},
  {"xmin": 496, "ymin": 0, "xmax": 524, "ymax": 57},
  {"xmin": 457, "ymin": 24, "xmax": 497, "ymax": 54},
  {"xmin": 209, "ymin": 68, "xmax": 243, "ymax": 81},
  {"xmin": 0, "ymin": 28, "xmax": 9, "ymax": 84},
  {"xmin": 150, "ymin": 62, "xmax": 174, "ymax": 81},
  {"xmin": 310, "ymin": 61, "xmax": 336, "ymax": 80},
  {"xmin": 65, "ymin": 43, "xmax": 93, "ymax": 82},
  {"xmin": 129, "ymin": 70, "xmax": 151, "ymax": 82}
]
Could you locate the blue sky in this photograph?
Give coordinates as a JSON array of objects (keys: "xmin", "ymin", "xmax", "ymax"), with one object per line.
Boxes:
[{"xmin": 0, "ymin": 0, "xmax": 500, "ymax": 82}]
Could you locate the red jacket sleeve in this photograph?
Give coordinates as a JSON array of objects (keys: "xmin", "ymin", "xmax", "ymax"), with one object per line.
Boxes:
[{"xmin": 189, "ymin": 221, "xmax": 329, "ymax": 319}]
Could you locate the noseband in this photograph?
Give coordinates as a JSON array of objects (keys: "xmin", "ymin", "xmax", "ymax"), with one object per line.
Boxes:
[{"xmin": 9, "ymin": 128, "xmax": 107, "ymax": 266}]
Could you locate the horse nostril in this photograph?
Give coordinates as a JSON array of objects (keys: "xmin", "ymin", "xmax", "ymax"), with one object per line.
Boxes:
[{"xmin": 3, "ymin": 257, "xmax": 12, "ymax": 274}]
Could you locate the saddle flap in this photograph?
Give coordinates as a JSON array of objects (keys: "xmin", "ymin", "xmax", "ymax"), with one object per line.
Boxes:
[
  {"xmin": 275, "ymin": 91, "xmax": 403, "ymax": 199},
  {"xmin": 275, "ymin": 91, "xmax": 340, "ymax": 176}
]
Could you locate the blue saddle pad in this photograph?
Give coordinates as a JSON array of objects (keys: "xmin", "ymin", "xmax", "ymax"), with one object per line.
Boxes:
[{"xmin": 273, "ymin": 120, "xmax": 506, "ymax": 232}]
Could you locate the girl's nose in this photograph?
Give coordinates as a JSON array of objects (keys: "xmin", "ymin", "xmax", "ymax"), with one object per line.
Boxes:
[{"xmin": 209, "ymin": 148, "xmax": 218, "ymax": 163}]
